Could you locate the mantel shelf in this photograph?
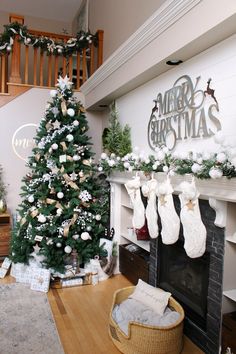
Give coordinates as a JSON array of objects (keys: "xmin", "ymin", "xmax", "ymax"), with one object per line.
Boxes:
[
  {"xmin": 223, "ymin": 289, "xmax": 236, "ymax": 302},
  {"xmin": 108, "ymin": 172, "xmax": 236, "ymax": 203},
  {"xmin": 226, "ymin": 234, "xmax": 236, "ymax": 243}
]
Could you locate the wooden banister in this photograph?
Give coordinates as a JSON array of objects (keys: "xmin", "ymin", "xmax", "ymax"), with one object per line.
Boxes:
[
  {"xmin": 0, "ymin": 15, "xmax": 104, "ymax": 94},
  {"xmin": 1, "ymin": 55, "xmax": 7, "ymax": 93},
  {"xmin": 97, "ymin": 30, "xmax": 104, "ymax": 68},
  {"xmin": 76, "ymin": 53, "xmax": 81, "ymax": 90},
  {"xmin": 24, "ymin": 46, "xmax": 29, "ymax": 84},
  {"xmin": 9, "ymin": 14, "xmax": 24, "ymax": 84},
  {"xmin": 33, "ymin": 47, "xmax": 38, "ymax": 85},
  {"xmin": 48, "ymin": 55, "xmax": 52, "ymax": 87}
]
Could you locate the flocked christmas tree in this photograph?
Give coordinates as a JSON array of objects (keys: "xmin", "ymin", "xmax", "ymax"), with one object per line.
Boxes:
[{"xmin": 10, "ymin": 76, "xmax": 109, "ymax": 273}]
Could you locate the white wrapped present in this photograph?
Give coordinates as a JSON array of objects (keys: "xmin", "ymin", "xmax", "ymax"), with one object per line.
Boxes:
[
  {"xmin": 0, "ymin": 258, "xmax": 12, "ymax": 278},
  {"xmin": 10, "ymin": 263, "xmax": 33, "ymax": 284},
  {"xmin": 30, "ymin": 268, "xmax": 51, "ymax": 293}
]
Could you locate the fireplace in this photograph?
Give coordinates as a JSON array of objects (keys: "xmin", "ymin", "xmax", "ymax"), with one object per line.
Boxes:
[
  {"xmin": 149, "ymin": 197, "xmax": 225, "ymax": 354},
  {"xmin": 158, "ymin": 239, "xmax": 210, "ymax": 330},
  {"xmin": 109, "ymin": 172, "xmax": 236, "ymax": 354}
]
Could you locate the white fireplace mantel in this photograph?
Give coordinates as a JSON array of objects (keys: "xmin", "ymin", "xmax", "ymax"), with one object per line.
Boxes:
[
  {"xmin": 108, "ymin": 171, "xmax": 236, "ymax": 202},
  {"xmin": 108, "ymin": 171, "xmax": 236, "ymax": 230}
]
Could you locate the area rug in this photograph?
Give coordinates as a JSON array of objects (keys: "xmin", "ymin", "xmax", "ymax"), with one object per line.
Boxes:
[{"xmin": 0, "ymin": 283, "xmax": 64, "ymax": 354}]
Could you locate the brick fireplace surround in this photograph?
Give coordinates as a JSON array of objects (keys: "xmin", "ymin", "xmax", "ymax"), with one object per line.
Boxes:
[{"xmin": 149, "ymin": 197, "xmax": 224, "ymax": 354}]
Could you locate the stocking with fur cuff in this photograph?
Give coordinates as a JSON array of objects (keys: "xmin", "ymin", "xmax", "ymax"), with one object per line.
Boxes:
[
  {"xmin": 124, "ymin": 176, "xmax": 145, "ymax": 229},
  {"xmin": 179, "ymin": 179, "xmax": 206, "ymax": 258},
  {"xmin": 141, "ymin": 177, "xmax": 158, "ymax": 239},
  {"xmin": 156, "ymin": 177, "xmax": 180, "ymax": 244}
]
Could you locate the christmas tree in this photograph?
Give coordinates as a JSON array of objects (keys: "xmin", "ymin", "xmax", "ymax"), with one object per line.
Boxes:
[
  {"xmin": 102, "ymin": 101, "xmax": 132, "ymax": 157},
  {"xmin": 10, "ymin": 76, "xmax": 109, "ymax": 272}
]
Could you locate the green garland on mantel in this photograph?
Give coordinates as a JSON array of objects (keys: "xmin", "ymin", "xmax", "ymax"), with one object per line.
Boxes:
[
  {"xmin": 0, "ymin": 22, "xmax": 98, "ymax": 55},
  {"xmin": 97, "ymin": 145, "xmax": 236, "ymax": 180}
]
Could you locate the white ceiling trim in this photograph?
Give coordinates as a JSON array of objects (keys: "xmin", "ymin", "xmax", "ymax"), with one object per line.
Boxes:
[{"xmin": 81, "ymin": 0, "xmax": 202, "ymax": 95}]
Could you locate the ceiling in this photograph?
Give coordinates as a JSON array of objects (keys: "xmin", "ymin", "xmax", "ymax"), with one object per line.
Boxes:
[{"xmin": 0, "ymin": 0, "xmax": 83, "ymax": 23}]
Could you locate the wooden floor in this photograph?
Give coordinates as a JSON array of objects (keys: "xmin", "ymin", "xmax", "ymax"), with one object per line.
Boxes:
[{"xmin": 0, "ymin": 274, "xmax": 204, "ymax": 354}]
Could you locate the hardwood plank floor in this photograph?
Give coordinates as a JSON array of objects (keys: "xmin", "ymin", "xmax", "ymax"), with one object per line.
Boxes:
[{"xmin": 0, "ymin": 274, "xmax": 204, "ymax": 354}]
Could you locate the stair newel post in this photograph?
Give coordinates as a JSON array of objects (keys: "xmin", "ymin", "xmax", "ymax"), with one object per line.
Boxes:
[
  {"xmin": 97, "ymin": 30, "xmax": 104, "ymax": 68},
  {"xmin": 0, "ymin": 54, "xmax": 7, "ymax": 93},
  {"xmin": 9, "ymin": 14, "xmax": 24, "ymax": 84}
]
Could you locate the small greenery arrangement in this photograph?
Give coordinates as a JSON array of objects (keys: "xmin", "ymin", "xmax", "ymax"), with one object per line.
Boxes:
[{"xmin": 102, "ymin": 101, "xmax": 132, "ymax": 157}]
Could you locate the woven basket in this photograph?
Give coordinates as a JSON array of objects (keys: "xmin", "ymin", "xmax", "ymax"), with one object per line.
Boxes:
[{"xmin": 109, "ymin": 286, "xmax": 184, "ymax": 354}]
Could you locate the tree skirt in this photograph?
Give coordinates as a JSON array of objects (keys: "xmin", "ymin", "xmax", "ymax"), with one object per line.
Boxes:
[{"xmin": 0, "ymin": 283, "xmax": 64, "ymax": 354}]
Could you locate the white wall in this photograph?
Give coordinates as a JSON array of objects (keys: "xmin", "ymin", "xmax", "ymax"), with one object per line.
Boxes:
[
  {"xmin": 115, "ymin": 34, "xmax": 236, "ymax": 156},
  {"xmin": 0, "ymin": 88, "xmax": 102, "ymax": 213},
  {"xmin": 89, "ymin": 0, "xmax": 165, "ymax": 60},
  {"xmin": 0, "ymin": 10, "xmax": 72, "ymax": 34}
]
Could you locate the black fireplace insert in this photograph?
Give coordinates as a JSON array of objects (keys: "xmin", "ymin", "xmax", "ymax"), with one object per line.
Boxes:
[{"xmin": 157, "ymin": 239, "xmax": 210, "ymax": 330}]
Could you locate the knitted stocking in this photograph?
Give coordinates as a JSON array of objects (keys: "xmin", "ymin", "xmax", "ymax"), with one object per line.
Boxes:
[
  {"xmin": 156, "ymin": 177, "xmax": 180, "ymax": 244},
  {"xmin": 141, "ymin": 178, "xmax": 158, "ymax": 239},
  {"xmin": 125, "ymin": 176, "xmax": 145, "ymax": 229},
  {"xmin": 179, "ymin": 180, "xmax": 206, "ymax": 258}
]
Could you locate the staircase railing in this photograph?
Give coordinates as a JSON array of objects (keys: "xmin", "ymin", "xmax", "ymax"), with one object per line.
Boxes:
[{"xmin": 0, "ymin": 14, "xmax": 104, "ymax": 94}]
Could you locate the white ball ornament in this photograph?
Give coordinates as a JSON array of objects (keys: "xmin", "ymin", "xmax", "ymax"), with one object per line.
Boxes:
[
  {"xmin": 95, "ymin": 214, "xmax": 101, "ymax": 221},
  {"xmin": 73, "ymin": 120, "xmax": 79, "ymax": 127},
  {"xmin": 101, "ymin": 153, "xmax": 107, "ymax": 160},
  {"xmin": 51, "ymin": 143, "xmax": 58, "ymax": 150},
  {"xmin": 79, "ymin": 171, "xmax": 84, "ymax": 177},
  {"xmin": 67, "ymin": 108, "xmax": 75, "ymax": 117},
  {"xmin": 66, "ymin": 134, "xmax": 74, "ymax": 142},
  {"xmin": 98, "ymin": 166, "xmax": 103, "ymax": 172},
  {"xmin": 209, "ymin": 168, "xmax": 223, "ymax": 179},
  {"xmin": 38, "ymin": 214, "xmax": 46, "ymax": 223},
  {"xmin": 28, "ymin": 195, "xmax": 34, "ymax": 203},
  {"xmin": 57, "ymin": 192, "xmax": 64, "ymax": 199},
  {"xmin": 72, "ymin": 234, "xmax": 79, "ymax": 240},
  {"xmin": 191, "ymin": 163, "xmax": 202, "ymax": 173},
  {"xmin": 38, "ymin": 142, "xmax": 44, "ymax": 149},
  {"xmin": 73, "ymin": 155, "xmax": 80, "ymax": 161},
  {"xmin": 50, "ymin": 90, "xmax": 57, "ymax": 98},
  {"xmin": 108, "ymin": 159, "xmax": 115, "ymax": 167},
  {"xmin": 86, "ymin": 226, "xmax": 92, "ymax": 232},
  {"xmin": 57, "ymin": 48, "xmax": 62, "ymax": 54},
  {"xmin": 81, "ymin": 232, "xmax": 92, "ymax": 240},
  {"xmin": 163, "ymin": 165, "xmax": 169, "ymax": 173},
  {"xmin": 56, "ymin": 242, "xmax": 62, "ymax": 247},
  {"xmin": 64, "ymin": 245, "xmax": 72, "ymax": 254},
  {"xmin": 26, "ymin": 37, "xmax": 31, "ymax": 44},
  {"xmin": 216, "ymin": 152, "xmax": 227, "ymax": 163},
  {"xmin": 6, "ymin": 45, "xmax": 12, "ymax": 52}
]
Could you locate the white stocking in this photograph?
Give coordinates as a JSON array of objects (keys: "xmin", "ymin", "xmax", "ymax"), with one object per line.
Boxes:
[
  {"xmin": 179, "ymin": 180, "xmax": 206, "ymax": 258},
  {"xmin": 142, "ymin": 178, "xmax": 158, "ymax": 239},
  {"xmin": 125, "ymin": 176, "xmax": 145, "ymax": 229},
  {"xmin": 156, "ymin": 177, "xmax": 180, "ymax": 244}
]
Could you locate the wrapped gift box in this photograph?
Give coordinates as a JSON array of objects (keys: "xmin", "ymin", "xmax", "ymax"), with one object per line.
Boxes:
[
  {"xmin": 30, "ymin": 268, "xmax": 51, "ymax": 293},
  {"xmin": 0, "ymin": 257, "xmax": 12, "ymax": 278},
  {"xmin": 11, "ymin": 263, "xmax": 33, "ymax": 284}
]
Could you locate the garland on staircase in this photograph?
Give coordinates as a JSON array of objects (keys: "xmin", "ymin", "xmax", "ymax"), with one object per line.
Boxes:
[{"xmin": 0, "ymin": 22, "xmax": 98, "ymax": 55}]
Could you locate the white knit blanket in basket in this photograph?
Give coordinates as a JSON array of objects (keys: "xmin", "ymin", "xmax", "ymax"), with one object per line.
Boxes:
[{"xmin": 112, "ymin": 298, "xmax": 180, "ymax": 335}]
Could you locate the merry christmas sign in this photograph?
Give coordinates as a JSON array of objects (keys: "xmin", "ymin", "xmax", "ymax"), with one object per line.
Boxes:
[{"xmin": 148, "ymin": 75, "xmax": 221, "ymax": 151}]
